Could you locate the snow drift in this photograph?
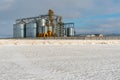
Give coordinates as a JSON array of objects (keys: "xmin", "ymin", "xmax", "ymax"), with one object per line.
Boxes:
[{"xmin": 0, "ymin": 39, "xmax": 120, "ymax": 45}]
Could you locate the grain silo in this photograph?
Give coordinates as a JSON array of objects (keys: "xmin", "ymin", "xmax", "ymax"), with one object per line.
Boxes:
[
  {"xmin": 13, "ymin": 22, "xmax": 25, "ymax": 38},
  {"xmin": 13, "ymin": 9, "xmax": 75, "ymax": 38},
  {"xmin": 26, "ymin": 21, "xmax": 37, "ymax": 38},
  {"xmin": 67, "ymin": 27, "xmax": 75, "ymax": 37}
]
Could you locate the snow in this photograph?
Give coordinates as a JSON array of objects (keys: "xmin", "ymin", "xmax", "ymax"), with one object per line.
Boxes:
[
  {"xmin": 0, "ymin": 39, "xmax": 120, "ymax": 45},
  {"xmin": 0, "ymin": 40, "xmax": 120, "ymax": 80}
]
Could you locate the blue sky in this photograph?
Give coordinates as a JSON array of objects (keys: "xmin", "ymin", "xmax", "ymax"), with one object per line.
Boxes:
[{"xmin": 0, "ymin": 0, "xmax": 120, "ymax": 37}]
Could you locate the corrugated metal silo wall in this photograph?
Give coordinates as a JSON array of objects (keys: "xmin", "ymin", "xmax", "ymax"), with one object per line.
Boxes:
[
  {"xmin": 67, "ymin": 27, "xmax": 75, "ymax": 37},
  {"xmin": 42, "ymin": 26, "xmax": 48, "ymax": 33},
  {"xmin": 26, "ymin": 22, "xmax": 37, "ymax": 38},
  {"xmin": 13, "ymin": 23, "xmax": 25, "ymax": 38}
]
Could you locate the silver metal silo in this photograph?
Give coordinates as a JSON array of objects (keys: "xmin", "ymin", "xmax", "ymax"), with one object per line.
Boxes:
[
  {"xmin": 67, "ymin": 27, "xmax": 75, "ymax": 37},
  {"xmin": 26, "ymin": 21, "xmax": 37, "ymax": 38},
  {"xmin": 52, "ymin": 20, "xmax": 57, "ymax": 34},
  {"xmin": 40, "ymin": 19, "xmax": 46, "ymax": 26},
  {"xmin": 37, "ymin": 19, "xmax": 42, "ymax": 34},
  {"xmin": 13, "ymin": 22, "xmax": 25, "ymax": 38},
  {"xmin": 52, "ymin": 26, "xmax": 56, "ymax": 34},
  {"xmin": 42, "ymin": 26, "xmax": 48, "ymax": 33}
]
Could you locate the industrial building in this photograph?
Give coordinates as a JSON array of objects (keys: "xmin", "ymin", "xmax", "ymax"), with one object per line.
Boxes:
[{"xmin": 13, "ymin": 9, "xmax": 75, "ymax": 38}]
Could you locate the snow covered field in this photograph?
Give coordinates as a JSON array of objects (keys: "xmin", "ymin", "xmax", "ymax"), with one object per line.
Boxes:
[{"xmin": 0, "ymin": 40, "xmax": 120, "ymax": 80}]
